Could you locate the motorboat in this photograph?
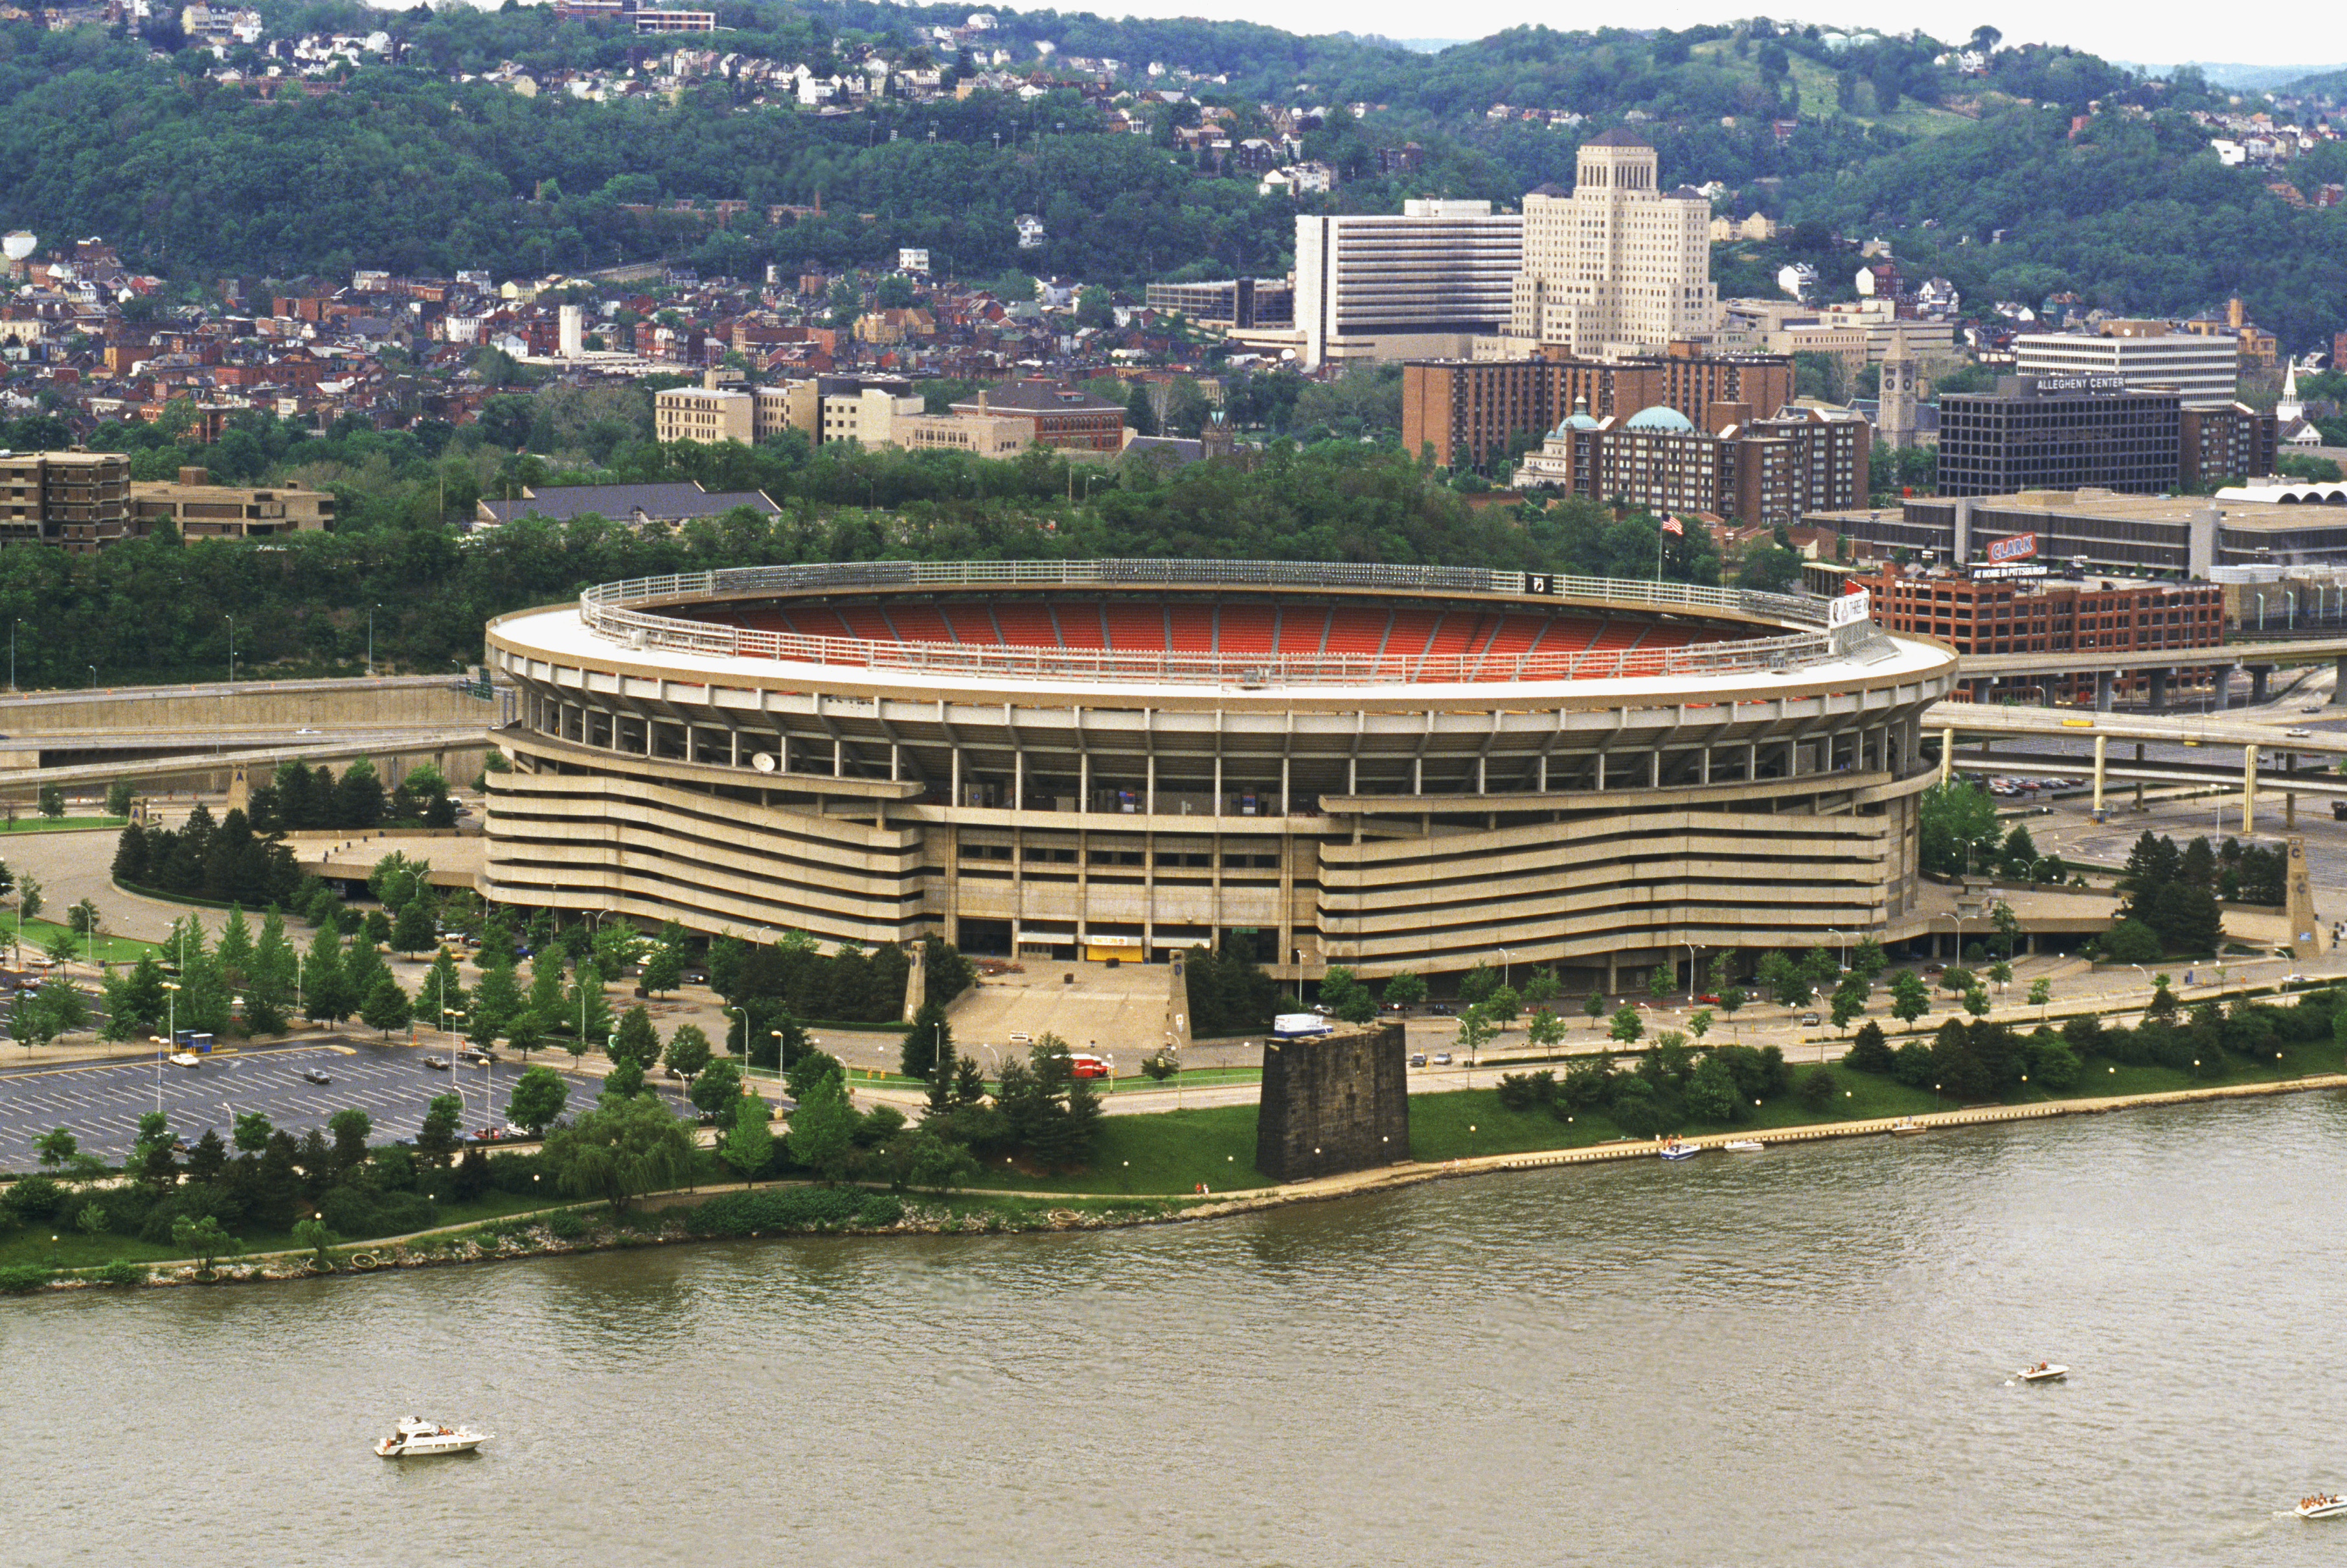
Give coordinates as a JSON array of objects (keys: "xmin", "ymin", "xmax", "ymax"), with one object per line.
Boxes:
[
  {"xmin": 1658, "ymin": 1139, "xmax": 1700, "ymax": 1161},
  {"xmin": 2297, "ymin": 1495, "xmax": 2347, "ymax": 1519},
  {"xmin": 1890, "ymin": 1117, "xmax": 1925, "ymax": 1135},
  {"xmin": 374, "ymin": 1418, "xmax": 490, "ymax": 1458},
  {"xmin": 1723, "ymin": 1139, "xmax": 1765, "ymax": 1153},
  {"xmin": 2017, "ymin": 1362, "xmax": 2068, "ymax": 1383}
]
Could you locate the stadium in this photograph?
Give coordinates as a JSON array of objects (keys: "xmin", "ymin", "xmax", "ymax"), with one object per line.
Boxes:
[{"xmin": 481, "ymin": 560, "xmax": 1958, "ymax": 991}]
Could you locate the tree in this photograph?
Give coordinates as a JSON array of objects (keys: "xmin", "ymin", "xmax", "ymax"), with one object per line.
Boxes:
[
  {"xmin": 719, "ymin": 1092, "xmax": 773, "ymax": 1186},
  {"xmin": 328, "ymin": 1108, "xmax": 372, "ymax": 1172},
  {"xmin": 1454, "ymin": 1003, "xmax": 1497, "ymax": 1060},
  {"xmin": 1687, "ymin": 1008, "xmax": 1713, "ymax": 1043},
  {"xmin": 1918, "ymin": 780, "xmax": 2002, "ymax": 877},
  {"xmin": 664, "ymin": 1023, "xmax": 712, "ymax": 1083},
  {"xmin": 2028, "ymin": 977, "xmax": 2052, "ymax": 1019},
  {"xmin": 32, "ymin": 1126, "xmax": 75, "ymax": 1168},
  {"xmin": 2102, "ymin": 918, "xmax": 2163, "ymax": 965},
  {"xmin": 1583, "ymin": 991, "xmax": 1607, "ymax": 1027},
  {"xmin": 417, "ymin": 1092, "xmax": 463, "ymax": 1165},
  {"xmin": 1318, "ymin": 965, "xmax": 1378, "ymax": 1025},
  {"xmin": 37, "ymin": 784, "xmax": 63, "ymax": 820},
  {"xmin": 1381, "ymin": 970, "xmax": 1427, "ymax": 1008},
  {"xmin": 609, "ymin": 1004, "xmax": 661, "ymax": 1071},
  {"xmin": 170, "ymin": 1213, "xmax": 238, "ymax": 1275},
  {"xmin": 1526, "ymin": 1008, "xmax": 1564, "ymax": 1059},
  {"xmin": 506, "ymin": 1065, "xmax": 570, "ymax": 1136},
  {"xmin": 901, "ymin": 999, "xmax": 951, "ymax": 1081},
  {"xmin": 1458, "ymin": 962, "xmax": 1500, "ymax": 1006},
  {"xmin": 421, "ymin": 946, "xmax": 469, "ymax": 1026},
  {"xmin": 1830, "ymin": 973, "xmax": 1868, "ymax": 1032},
  {"xmin": 640, "ymin": 942, "xmax": 683, "ymax": 998},
  {"xmin": 1846, "ymin": 1019, "xmax": 1895, "ymax": 1074},
  {"xmin": 787, "ymin": 1066, "xmax": 860, "ymax": 1183},
  {"xmin": 301, "ymin": 927, "xmax": 356, "ymax": 1023},
  {"xmin": 471, "ymin": 961, "xmax": 523, "ymax": 1046},
  {"xmin": 390, "ymin": 900, "xmax": 436, "ymax": 956},
  {"xmin": 1684, "ymin": 1054, "xmax": 1745, "ymax": 1124},
  {"xmin": 1757, "ymin": 951, "xmax": 1810, "ymax": 1009},
  {"xmin": 1987, "ymin": 960, "xmax": 2013, "ymax": 994},
  {"xmin": 1890, "ymin": 971, "xmax": 1931, "ymax": 1027},
  {"xmin": 361, "ymin": 973, "xmax": 412, "ymax": 1037},
  {"xmin": 1963, "ymin": 986, "xmax": 1992, "ymax": 1021},
  {"xmin": 567, "ymin": 971, "xmax": 613, "ymax": 1047},
  {"xmin": 104, "ymin": 779, "xmax": 134, "ymax": 818},
  {"xmin": 541, "ymin": 1094, "xmax": 696, "ymax": 1213},
  {"xmin": 1609, "ymin": 1005, "xmax": 1644, "ymax": 1045},
  {"xmin": 232, "ymin": 1109, "xmax": 273, "ymax": 1153},
  {"xmin": 1850, "ymin": 938, "xmax": 1887, "ymax": 983},
  {"xmin": 690, "ymin": 1056, "xmax": 744, "ymax": 1118}
]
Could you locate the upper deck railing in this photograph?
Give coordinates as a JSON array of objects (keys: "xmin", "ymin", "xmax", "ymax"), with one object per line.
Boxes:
[{"xmin": 574, "ymin": 560, "xmax": 1857, "ymax": 688}]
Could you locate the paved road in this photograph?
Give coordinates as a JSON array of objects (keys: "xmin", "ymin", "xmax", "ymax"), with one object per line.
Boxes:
[{"xmin": 0, "ymin": 1036, "xmax": 678, "ymax": 1165}]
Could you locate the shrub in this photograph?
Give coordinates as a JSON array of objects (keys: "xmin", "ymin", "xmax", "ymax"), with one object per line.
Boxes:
[
  {"xmin": 683, "ymin": 1187, "xmax": 865, "ymax": 1236},
  {"xmin": 1495, "ymin": 1070, "xmax": 1558, "ymax": 1112},
  {"xmin": 1845, "ymin": 1021, "xmax": 1894, "ymax": 1074},
  {"xmin": 545, "ymin": 1209, "xmax": 589, "ymax": 1240},
  {"xmin": 855, "ymin": 1196, "xmax": 905, "ymax": 1227},
  {"xmin": 317, "ymin": 1187, "xmax": 380, "ymax": 1236},
  {"xmin": 1607, "ymin": 1075, "xmax": 1665, "ymax": 1138},
  {"xmin": 95, "ymin": 1258, "xmax": 144, "ymax": 1287},
  {"xmin": 0, "ymin": 1264, "xmax": 49, "ymax": 1293},
  {"xmin": 1890, "ymin": 1040, "xmax": 1936, "ymax": 1088},
  {"xmin": 1799, "ymin": 1065, "xmax": 1836, "ymax": 1111},
  {"xmin": 3, "ymin": 1174, "xmax": 65, "ymax": 1223},
  {"xmin": 372, "ymin": 1192, "xmax": 437, "ymax": 1236},
  {"xmin": 2026, "ymin": 1038, "xmax": 2081, "ymax": 1091},
  {"xmin": 1559, "ymin": 1057, "xmax": 1615, "ymax": 1111}
]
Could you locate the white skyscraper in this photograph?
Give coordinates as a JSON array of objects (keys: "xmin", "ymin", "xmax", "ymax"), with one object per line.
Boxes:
[
  {"xmin": 1292, "ymin": 199, "xmax": 1523, "ymax": 370},
  {"xmin": 1502, "ymin": 128, "xmax": 1717, "ymax": 358}
]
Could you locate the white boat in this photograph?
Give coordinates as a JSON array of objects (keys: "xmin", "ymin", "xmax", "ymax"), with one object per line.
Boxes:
[
  {"xmin": 2298, "ymin": 1495, "xmax": 2347, "ymax": 1520},
  {"xmin": 1723, "ymin": 1139, "xmax": 1765, "ymax": 1153},
  {"xmin": 1890, "ymin": 1117, "xmax": 1925, "ymax": 1135},
  {"xmin": 374, "ymin": 1417, "xmax": 490, "ymax": 1458},
  {"xmin": 2017, "ymin": 1363, "xmax": 2068, "ymax": 1383},
  {"xmin": 1658, "ymin": 1139, "xmax": 1700, "ymax": 1161}
]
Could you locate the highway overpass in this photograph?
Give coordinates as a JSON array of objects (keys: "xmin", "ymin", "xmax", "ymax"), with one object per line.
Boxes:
[{"xmin": 1923, "ymin": 702, "xmax": 2347, "ymax": 832}]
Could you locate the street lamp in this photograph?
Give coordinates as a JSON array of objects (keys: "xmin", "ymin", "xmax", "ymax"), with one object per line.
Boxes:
[
  {"xmin": 86, "ymin": 665, "xmax": 95, "ymax": 690},
  {"xmin": 225, "ymin": 614, "xmax": 235, "ymax": 684},
  {"xmin": 367, "ymin": 604, "xmax": 378, "ymax": 677}
]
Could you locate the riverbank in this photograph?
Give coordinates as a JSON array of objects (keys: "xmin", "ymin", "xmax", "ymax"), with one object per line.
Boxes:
[{"xmin": 16, "ymin": 1069, "xmax": 2346, "ymax": 1294}]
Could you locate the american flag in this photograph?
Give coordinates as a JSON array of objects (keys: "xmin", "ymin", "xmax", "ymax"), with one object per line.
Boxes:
[{"xmin": 1659, "ymin": 512, "xmax": 1684, "ymax": 537}]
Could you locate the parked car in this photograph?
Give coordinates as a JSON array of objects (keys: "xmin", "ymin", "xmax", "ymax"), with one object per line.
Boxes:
[
  {"xmin": 1695, "ymin": 992, "xmax": 1720, "ymax": 1005},
  {"xmin": 1007, "ymin": 1030, "xmax": 1034, "ymax": 1044},
  {"xmin": 1433, "ymin": 1052, "xmax": 1454, "ymax": 1066},
  {"xmin": 1426, "ymin": 1003, "xmax": 1457, "ymax": 1017},
  {"xmin": 301, "ymin": 1069, "xmax": 332, "ymax": 1085},
  {"xmin": 1409, "ymin": 1052, "xmax": 1427, "ymax": 1067},
  {"xmin": 1800, "ymin": 1011, "xmax": 1821, "ymax": 1027},
  {"xmin": 457, "ymin": 1048, "xmax": 495, "ymax": 1067},
  {"xmin": 422, "ymin": 1055, "xmax": 451, "ymax": 1071}
]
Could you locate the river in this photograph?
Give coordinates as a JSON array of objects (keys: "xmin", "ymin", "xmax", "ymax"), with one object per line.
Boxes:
[{"xmin": 7, "ymin": 1094, "xmax": 2346, "ymax": 1565}]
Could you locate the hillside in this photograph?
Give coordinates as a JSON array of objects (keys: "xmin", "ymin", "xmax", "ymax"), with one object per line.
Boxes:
[{"xmin": 0, "ymin": 5, "xmax": 2330, "ymax": 343}]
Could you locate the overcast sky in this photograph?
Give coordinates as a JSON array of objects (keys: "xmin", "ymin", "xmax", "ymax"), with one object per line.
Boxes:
[{"xmin": 1071, "ymin": 3, "xmax": 2339, "ymax": 71}]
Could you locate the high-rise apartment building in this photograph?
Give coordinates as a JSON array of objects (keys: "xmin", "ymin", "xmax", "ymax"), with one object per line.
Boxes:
[
  {"xmin": 0, "ymin": 449, "xmax": 131, "ymax": 552},
  {"xmin": 1293, "ymin": 200, "xmax": 1522, "ymax": 369},
  {"xmin": 2012, "ymin": 324, "xmax": 2239, "ymax": 409},
  {"xmin": 1512, "ymin": 401, "xmax": 1869, "ymax": 528},
  {"xmin": 1502, "ymin": 128, "xmax": 1717, "ymax": 357}
]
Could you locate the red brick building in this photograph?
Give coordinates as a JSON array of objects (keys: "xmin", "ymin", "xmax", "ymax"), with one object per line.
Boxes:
[
  {"xmin": 950, "ymin": 380, "xmax": 1127, "ymax": 451},
  {"xmin": 1865, "ymin": 564, "xmax": 2225, "ymax": 702}
]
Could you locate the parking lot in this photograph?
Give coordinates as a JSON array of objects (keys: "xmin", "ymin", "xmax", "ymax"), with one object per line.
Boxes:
[{"xmin": 0, "ymin": 1037, "xmax": 677, "ymax": 1166}]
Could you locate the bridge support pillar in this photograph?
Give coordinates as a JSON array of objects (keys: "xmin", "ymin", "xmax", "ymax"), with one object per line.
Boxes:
[
  {"xmin": 2149, "ymin": 668, "xmax": 2169, "ymax": 709},
  {"xmin": 2335, "ymin": 654, "xmax": 2347, "ymax": 705},
  {"xmin": 2092, "ymin": 734, "xmax": 2106, "ymax": 815},
  {"xmin": 2243, "ymin": 744, "xmax": 2258, "ymax": 835},
  {"xmin": 1939, "ymin": 727, "xmax": 1953, "ymax": 784},
  {"xmin": 2094, "ymin": 670, "xmax": 2115, "ymax": 712},
  {"xmin": 2252, "ymin": 665, "xmax": 2272, "ymax": 706},
  {"xmin": 2214, "ymin": 665, "xmax": 2234, "ymax": 712}
]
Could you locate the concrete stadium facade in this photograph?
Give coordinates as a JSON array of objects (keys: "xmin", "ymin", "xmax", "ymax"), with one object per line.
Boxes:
[{"xmin": 482, "ymin": 561, "xmax": 1958, "ymax": 987}]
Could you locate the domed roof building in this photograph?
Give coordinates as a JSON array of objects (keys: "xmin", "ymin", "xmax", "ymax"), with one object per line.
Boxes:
[{"xmin": 1622, "ymin": 405, "xmax": 1696, "ymax": 433}]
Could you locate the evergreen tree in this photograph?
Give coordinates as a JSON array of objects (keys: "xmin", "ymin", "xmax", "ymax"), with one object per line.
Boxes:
[
  {"xmin": 361, "ymin": 973, "xmax": 413, "ymax": 1037},
  {"xmin": 609, "ymin": 1004, "xmax": 661, "ymax": 1070},
  {"xmin": 247, "ymin": 908, "xmax": 297, "ymax": 1034},
  {"xmin": 901, "ymin": 999, "xmax": 950, "ymax": 1081},
  {"xmin": 215, "ymin": 906, "xmax": 255, "ymax": 990},
  {"xmin": 111, "ymin": 822, "xmax": 148, "ymax": 884},
  {"xmin": 177, "ymin": 951, "xmax": 232, "ymax": 1038},
  {"xmin": 335, "ymin": 758, "xmax": 387, "ymax": 831},
  {"xmin": 421, "ymin": 945, "xmax": 469, "ymax": 1029},
  {"xmin": 343, "ymin": 932, "xmax": 389, "ymax": 1009},
  {"xmin": 301, "ymin": 927, "xmax": 356, "ymax": 1023},
  {"xmin": 525, "ymin": 953, "xmax": 566, "ymax": 1026},
  {"xmin": 471, "ymin": 960, "xmax": 523, "ymax": 1045},
  {"xmin": 567, "ymin": 971, "xmax": 613, "ymax": 1046}
]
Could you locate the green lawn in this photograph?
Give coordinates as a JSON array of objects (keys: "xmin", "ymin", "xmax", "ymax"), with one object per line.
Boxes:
[
  {"xmin": 953, "ymin": 1035, "xmax": 2346, "ymax": 1196},
  {"xmin": 0, "ymin": 817, "xmax": 126, "ymax": 835},
  {"xmin": 0, "ymin": 1188, "xmax": 554, "ymax": 1273},
  {"xmin": 5, "ymin": 916, "xmax": 163, "ymax": 967}
]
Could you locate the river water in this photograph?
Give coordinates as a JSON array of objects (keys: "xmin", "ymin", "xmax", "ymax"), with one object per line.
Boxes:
[{"xmin": 7, "ymin": 1095, "xmax": 2346, "ymax": 1565}]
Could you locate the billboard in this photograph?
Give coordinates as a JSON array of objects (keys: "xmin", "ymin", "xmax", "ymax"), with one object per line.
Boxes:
[
  {"xmin": 1826, "ymin": 589, "xmax": 1872, "ymax": 629},
  {"xmin": 1985, "ymin": 532, "xmax": 2037, "ymax": 563}
]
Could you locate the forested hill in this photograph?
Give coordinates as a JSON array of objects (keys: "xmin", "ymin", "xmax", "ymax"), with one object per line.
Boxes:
[{"xmin": 0, "ymin": 7, "xmax": 2336, "ymax": 343}]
